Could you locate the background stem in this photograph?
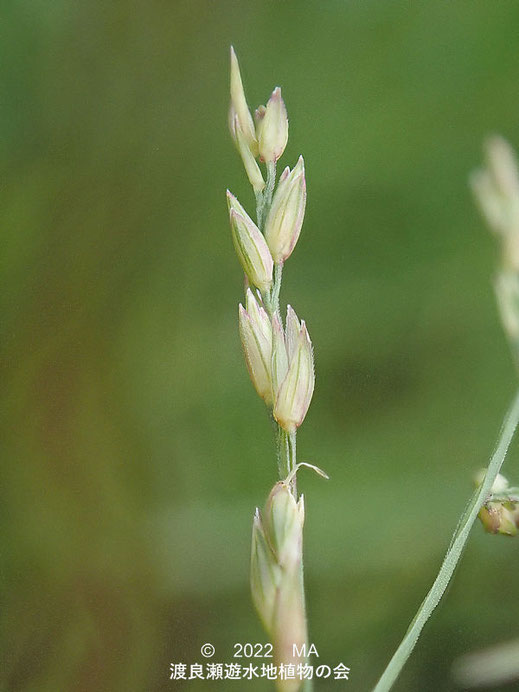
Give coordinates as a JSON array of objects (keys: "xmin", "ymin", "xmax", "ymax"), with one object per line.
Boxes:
[{"xmin": 373, "ymin": 388, "xmax": 519, "ymax": 692}]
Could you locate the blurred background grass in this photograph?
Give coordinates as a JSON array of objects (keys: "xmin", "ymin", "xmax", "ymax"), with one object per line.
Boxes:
[{"xmin": 2, "ymin": 1, "xmax": 519, "ymax": 690}]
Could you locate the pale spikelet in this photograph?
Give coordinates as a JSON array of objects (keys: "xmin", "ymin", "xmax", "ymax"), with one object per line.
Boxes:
[
  {"xmin": 264, "ymin": 156, "xmax": 306, "ymax": 263},
  {"xmin": 472, "ymin": 136, "xmax": 519, "ymax": 359},
  {"xmin": 273, "ymin": 309, "xmax": 315, "ymax": 433},
  {"xmin": 250, "ymin": 508, "xmax": 281, "ymax": 630},
  {"xmin": 250, "ymin": 483, "xmax": 307, "ymax": 691},
  {"xmin": 478, "ymin": 501, "xmax": 519, "ymax": 536},
  {"xmin": 229, "ymin": 46, "xmax": 258, "ymax": 156},
  {"xmin": 258, "ymin": 87, "xmax": 289, "ymax": 164},
  {"xmin": 239, "ymin": 289, "xmax": 273, "ymax": 404},
  {"xmin": 285, "ymin": 304, "xmax": 301, "ymax": 360},
  {"xmin": 471, "ymin": 135, "xmax": 519, "ymax": 269},
  {"xmin": 270, "ymin": 313, "xmax": 289, "ymax": 401},
  {"xmin": 495, "ymin": 272, "xmax": 519, "ymax": 343},
  {"xmin": 484, "ymin": 135, "xmax": 519, "ymax": 202},
  {"xmin": 254, "ymin": 104, "xmax": 267, "ymax": 142},
  {"xmin": 475, "ymin": 467, "xmax": 519, "ymax": 536},
  {"xmin": 227, "ymin": 191, "xmax": 273, "ymax": 292},
  {"xmin": 231, "ymin": 110, "xmax": 265, "ymax": 192},
  {"xmin": 229, "ymin": 48, "xmax": 265, "ymax": 192},
  {"xmin": 474, "ymin": 469, "xmax": 510, "ymax": 493}
]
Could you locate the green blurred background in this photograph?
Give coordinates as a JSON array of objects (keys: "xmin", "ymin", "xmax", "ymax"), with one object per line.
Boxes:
[{"xmin": 3, "ymin": 1, "xmax": 519, "ymax": 690}]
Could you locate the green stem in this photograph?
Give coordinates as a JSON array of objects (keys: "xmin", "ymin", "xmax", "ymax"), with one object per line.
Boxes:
[
  {"xmin": 255, "ymin": 162, "xmax": 276, "ymax": 233},
  {"xmin": 265, "ymin": 161, "xmax": 277, "ymax": 211},
  {"xmin": 288, "ymin": 430, "xmax": 297, "ymax": 497},
  {"xmin": 373, "ymin": 388, "xmax": 519, "ymax": 692},
  {"xmin": 273, "ymin": 418, "xmax": 291, "ymax": 485},
  {"xmin": 281, "ymin": 428, "xmax": 290, "ymax": 479},
  {"xmin": 255, "ymin": 190, "xmax": 265, "ymax": 230},
  {"xmin": 259, "ymin": 163, "xmax": 281, "ymax": 319},
  {"xmin": 271, "ymin": 262, "xmax": 283, "ymax": 318},
  {"xmin": 272, "ymin": 417, "xmax": 284, "ymax": 479}
]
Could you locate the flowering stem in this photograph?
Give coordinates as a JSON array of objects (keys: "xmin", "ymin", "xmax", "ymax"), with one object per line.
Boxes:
[
  {"xmin": 229, "ymin": 51, "xmax": 315, "ymax": 692},
  {"xmin": 256, "ymin": 179, "xmax": 296, "ymax": 496},
  {"xmin": 373, "ymin": 388, "xmax": 519, "ymax": 692},
  {"xmin": 255, "ymin": 172, "xmax": 288, "ymax": 488},
  {"xmin": 255, "ymin": 163, "xmax": 311, "ymax": 691}
]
